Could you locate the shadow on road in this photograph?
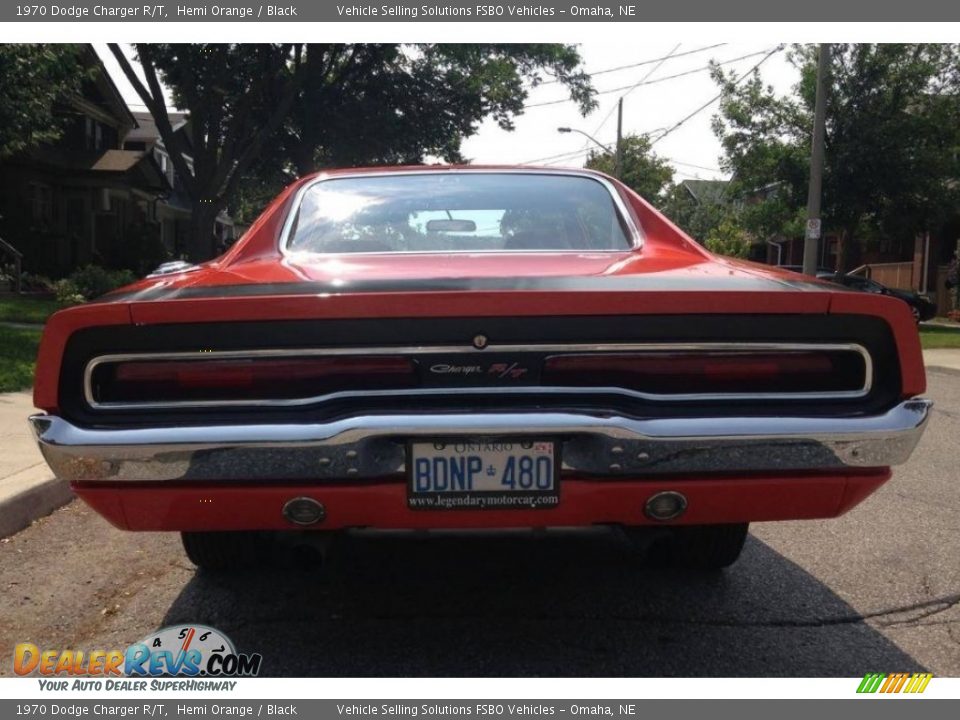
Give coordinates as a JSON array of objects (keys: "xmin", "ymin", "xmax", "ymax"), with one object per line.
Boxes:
[{"xmin": 162, "ymin": 529, "xmax": 924, "ymax": 676}]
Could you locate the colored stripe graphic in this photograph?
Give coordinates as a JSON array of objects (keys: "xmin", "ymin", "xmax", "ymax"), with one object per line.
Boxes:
[{"xmin": 857, "ymin": 672, "xmax": 932, "ymax": 694}]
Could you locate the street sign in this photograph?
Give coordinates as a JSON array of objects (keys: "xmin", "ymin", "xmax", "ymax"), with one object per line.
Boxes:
[{"xmin": 806, "ymin": 218, "xmax": 822, "ymax": 240}]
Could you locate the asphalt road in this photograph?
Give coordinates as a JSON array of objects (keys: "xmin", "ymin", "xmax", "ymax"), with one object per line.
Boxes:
[{"xmin": 2, "ymin": 370, "xmax": 959, "ymax": 677}]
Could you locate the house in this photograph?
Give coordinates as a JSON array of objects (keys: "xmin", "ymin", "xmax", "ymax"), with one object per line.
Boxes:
[
  {"xmin": 0, "ymin": 46, "xmax": 171, "ymax": 278},
  {"xmin": 123, "ymin": 111, "xmax": 236, "ymax": 259},
  {"xmin": 0, "ymin": 45, "xmax": 236, "ymax": 279},
  {"xmin": 678, "ymin": 179, "xmax": 730, "ymax": 207}
]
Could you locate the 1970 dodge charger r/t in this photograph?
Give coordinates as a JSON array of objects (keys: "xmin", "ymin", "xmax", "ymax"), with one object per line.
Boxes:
[{"xmin": 30, "ymin": 167, "xmax": 931, "ymax": 570}]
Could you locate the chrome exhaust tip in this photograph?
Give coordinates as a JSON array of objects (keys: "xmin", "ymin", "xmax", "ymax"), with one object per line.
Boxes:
[
  {"xmin": 644, "ymin": 491, "xmax": 687, "ymax": 521},
  {"xmin": 282, "ymin": 497, "xmax": 326, "ymax": 526}
]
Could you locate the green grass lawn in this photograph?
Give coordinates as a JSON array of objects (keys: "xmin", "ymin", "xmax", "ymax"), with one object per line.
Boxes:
[
  {"xmin": 920, "ymin": 324, "xmax": 960, "ymax": 349},
  {"xmin": 0, "ymin": 295, "xmax": 59, "ymax": 324},
  {"xmin": 0, "ymin": 325, "xmax": 42, "ymax": 392}
]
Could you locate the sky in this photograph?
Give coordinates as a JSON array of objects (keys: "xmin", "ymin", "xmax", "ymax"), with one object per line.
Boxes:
[{"xmin": 97, "ymin": 42, "xmax": 799, "ymax": 183}]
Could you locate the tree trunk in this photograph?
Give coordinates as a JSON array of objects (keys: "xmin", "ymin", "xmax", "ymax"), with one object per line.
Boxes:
[
  {"xmin": 186, "ymin": 201, "xmax": 223, "ymax": 262},
  {"xmin": 836, "ymin": 223, "xmax": 858, "ymax": 274}
]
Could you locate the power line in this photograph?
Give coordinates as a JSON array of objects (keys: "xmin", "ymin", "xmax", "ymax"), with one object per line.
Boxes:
[
  {"xmin": 527, "ymin": 146, "xmax": 724, "ymax": 175},
  {"xmin": 579, "ymin": 43, "xmax": 681, "ymax": 161},
  {"xmin": 521, "ymin": 140, "xmax": 618, "ymax": 165},
  {"xmin": 649, "ymin": 45, "xmax": 784, "ymax": 147},
  {"xmin": 524, "ymin": 48, "xmax": 774, "ymax": 110},
  {"xmin": 671, "ymin": 159, "xmax": 722, "ymax": 173},
  {"xmin": 538, "ymin": 43, "xmax": 727, "ymax": 85}
]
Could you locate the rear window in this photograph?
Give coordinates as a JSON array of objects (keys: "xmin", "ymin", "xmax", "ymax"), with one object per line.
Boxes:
[{"xmin": 285, "ymin": 172, "xmax": 635, "ymax": 253}]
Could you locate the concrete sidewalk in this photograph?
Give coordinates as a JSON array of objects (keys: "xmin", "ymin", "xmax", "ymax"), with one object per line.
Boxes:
[
  {"xmin": 924, "ymin": 348, "xmax": 960, "ymax": 373},
  {"xmin": 0, "ymin": 391, "xmax": 72, "ymax": 538},
  {"xmin": 2, "ymin": 347, "xmax": 960, "ymax": 538}
]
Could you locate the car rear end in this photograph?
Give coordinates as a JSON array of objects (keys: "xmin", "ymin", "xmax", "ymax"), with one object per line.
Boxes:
[{"xmin": 28, "ymin": 168, "xmax": 932, "ymax": 569}]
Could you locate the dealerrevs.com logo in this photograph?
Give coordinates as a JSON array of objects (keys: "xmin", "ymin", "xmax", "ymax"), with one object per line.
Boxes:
[{"xmin": 14, "ymin": 625, "xmax": 262, "ymax": 688}]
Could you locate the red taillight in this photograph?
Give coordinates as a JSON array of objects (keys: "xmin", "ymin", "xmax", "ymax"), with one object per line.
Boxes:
[
  {"xmin": 94, "ymin": 356, "xmax": 417, "ymax": 404},
  {"xmin": 542, "ymin": 351, "xmax": 863, "ymax": 395}
]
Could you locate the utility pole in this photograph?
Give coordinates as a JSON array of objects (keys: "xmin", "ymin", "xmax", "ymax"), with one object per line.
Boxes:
[
  {"xmin": 614, "ymin": 97, "xmax": 624, "ymax": 180},
  {"xmin": 802, "ymin": 44, "xmax": 830, "ymax": 276}
]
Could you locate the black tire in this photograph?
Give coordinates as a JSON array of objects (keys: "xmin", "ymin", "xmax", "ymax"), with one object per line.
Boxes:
[
  {"xmin": 626, "ymin": 523, "xmax": 749, "ymax": 570},
  {"xmin": 670, "ymin": 523, "xmax": 749, "ymax": 569},
  {"xmin": 911, "ymin": 305, "xmax": 921, "ymax": 324},
  {"xmin": 181, "ymin": 531, "xmax": 273, "ymax": 571}
]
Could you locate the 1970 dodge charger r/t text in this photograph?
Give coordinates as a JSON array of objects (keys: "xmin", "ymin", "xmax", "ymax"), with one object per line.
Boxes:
[{"xmin": 30, "ymin": 167, "xmax": 931, "ymax": 570}]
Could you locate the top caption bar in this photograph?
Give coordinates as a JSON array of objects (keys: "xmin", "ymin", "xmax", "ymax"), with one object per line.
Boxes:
[{"xmin": 5, "ymin": 0, "xmax": 960, "ymax": 22}]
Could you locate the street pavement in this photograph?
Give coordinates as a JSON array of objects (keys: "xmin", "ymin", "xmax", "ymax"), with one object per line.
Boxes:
[{"xmin": 0, "ymin": 369, "xmax": 958, "ymax": 677}]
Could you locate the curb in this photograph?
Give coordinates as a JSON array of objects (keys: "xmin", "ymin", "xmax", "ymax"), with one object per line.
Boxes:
[{"xmin": 0, "ymin": 464, "xmax": 74, "ymax": 539}]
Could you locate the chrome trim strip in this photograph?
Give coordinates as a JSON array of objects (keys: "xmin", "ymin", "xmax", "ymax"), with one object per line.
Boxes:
[
  {"xmin": 278, "ymin": 168, "xmax": 644, "ymax": 257},
  {"xmin": 29, "ymin": 399, "xmax": 932, "ymax": 483},
  {"xmin": 82, "ymin": 342, "xmax": 873, "ymax": 410}
]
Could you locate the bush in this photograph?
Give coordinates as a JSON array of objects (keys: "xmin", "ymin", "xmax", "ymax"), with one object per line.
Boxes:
[
  {"xmin": 54, "ymin": 279, "xmax": 85, "ymax": 307},
  {"xmin": 68, "ymin": 265, "xmax": 136, "ymax": 301},
  {"xmin": 704, "ymin": 217, "xmax": 752, "ymax": 259},
  {"xmin": 53, "ymin": 266, "xmax": 136, "ymax": 306}
]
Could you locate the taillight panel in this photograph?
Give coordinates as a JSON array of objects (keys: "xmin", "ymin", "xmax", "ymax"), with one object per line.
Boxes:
[
  {"xmin": 543, "ymin": 348, "xmax": 868, "ymax": 398},
  {"xmin": 89, "ymin": 355, "xmax": 416, "ymax": 407},
  {"xmin": 58, "ymin": 314, "xmax": 902, "ymax": 425},
  {"xmin": 84, "ymin": 343, "xmax": 870, "ymax": 409}
]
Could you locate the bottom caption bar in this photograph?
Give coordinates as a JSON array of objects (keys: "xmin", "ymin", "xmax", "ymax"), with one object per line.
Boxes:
[{"xmin": 2, "ymin": 700, "xmax": 957, "ymax": 719}]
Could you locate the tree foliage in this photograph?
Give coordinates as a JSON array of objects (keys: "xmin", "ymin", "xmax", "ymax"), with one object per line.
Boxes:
[
  {"xmin": 284, "ymin": 44, "xmax": 594, "ymax": 174},
  {"xmin": 711, "ymin": 44, "xmax": 960, "ymax": 270},
  {"xmin": 110, "ymin": 43, "xmax": 594, "ymax": 260},
  {"xmin": 584, "ymin": 134, "xmax": 674, "ymax": 201},
  {"xmin": 660, "ymin": 182, "xmax": 730, "ymax": 243},
  {"xmin": 704, "ymin": 216, "xmax": 752, "ymax": 258},
  {"xmin": 0, "ymin": 45, "xmax": 86, "ymax": 158}
]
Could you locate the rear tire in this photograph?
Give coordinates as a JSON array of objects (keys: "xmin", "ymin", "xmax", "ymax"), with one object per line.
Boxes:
[
  {"xmin": 181, "ymin": 531, "xmax": 273, "ymax": 571},
  {"xmin": 627, "ymin": 523, "xmax": 749, "ymax": 570},
  {"xmin": 670, "ymin": 523, "xmax": 749, "ymax": 569}
]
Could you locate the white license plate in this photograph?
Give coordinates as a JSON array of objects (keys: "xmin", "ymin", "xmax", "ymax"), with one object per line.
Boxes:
[{"xmin": 408, "ymin": 439, "xmax": 559, "ymax": 510}]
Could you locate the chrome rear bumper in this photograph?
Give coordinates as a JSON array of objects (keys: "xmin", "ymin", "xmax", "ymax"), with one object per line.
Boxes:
[{"xmin": 29, "ymin": 400, "xmax": 931, "ymax": 484}]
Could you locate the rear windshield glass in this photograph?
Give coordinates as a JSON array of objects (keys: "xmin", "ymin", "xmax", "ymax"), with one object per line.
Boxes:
[{"xmin": 285, "ymin": 173, "xmax": 634, "ymax": 253}]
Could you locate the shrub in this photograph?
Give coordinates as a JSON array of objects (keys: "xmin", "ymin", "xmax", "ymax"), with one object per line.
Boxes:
[
  {"xmin": 704, "ymin": 217, "xmax": 752, "ymax": 259},
  {"xmin": 54, "ymin": 279, "xmax": 85, "ymax": 307},
  {"xmin": 68, "ymin": 265, "xmax": 136, "ymax": 301},
  {"xmin": 53, "ymin": 266, "xmax": 136, "ymax": 306}
]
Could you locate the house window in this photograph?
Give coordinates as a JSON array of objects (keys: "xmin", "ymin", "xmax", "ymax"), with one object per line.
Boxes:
[
  {"xmin": 28, "ymin": 183, "xmax": 53, "ymax": 226},
  {"xmin": 155, "ymin": 150, "xmax": 175, "ymax": 187},
  {"xmin": 85, "ymin": 117, "xmax": 103, "ymax": 151}
]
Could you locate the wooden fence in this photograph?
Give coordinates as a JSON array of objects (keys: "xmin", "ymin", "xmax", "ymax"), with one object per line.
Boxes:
[
  {"xmin": 864, "ymin": 262, "xmax": 914, "ymax": 290},
  {"xmin": 863, "ymin": 261, "xmax": 955, "ymax": 316}
]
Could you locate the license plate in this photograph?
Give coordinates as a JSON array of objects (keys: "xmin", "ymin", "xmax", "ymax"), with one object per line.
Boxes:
[{"xmin": 407, "ymin": 439, "xmax": 559, "ymax": 511}]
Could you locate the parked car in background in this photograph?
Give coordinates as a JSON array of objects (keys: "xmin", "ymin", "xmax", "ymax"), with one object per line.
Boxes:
[
  {"xmin": 30, "ymin": 167, "xmax": 931, "ymax": 572},
  {"xmin": 779, "ymin": 265, "xmax": 937, "ymax": 323},
  {"xmin": 822, "ymin": 274, "xmax": 937, "ymax": 323}
]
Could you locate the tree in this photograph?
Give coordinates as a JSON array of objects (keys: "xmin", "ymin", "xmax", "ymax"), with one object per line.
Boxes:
[
  {"xmin": 283, "ymin": 44, "xmax": 594, "ymax": 175},
  {"xmin": 704, "ymin": 216, "xmax": 751, "ymax": 258},
  {"xmin": 711, "ymin": 44, "xmax": 960, "ymax": 270},
  {"xmin": 110, "ymin": 43, "xmax": 594, "ymax": 261},
  {"xmin": 110, "ymin": 44, "xmax": 304, "ymax": 261},
  {"xmin": 660, "ymin": 181, "xmax": 730, "ymax": 243},
  {"xmin": 584, "ymin": 134, "xmax": 674, "ymax": 201},
  {"xmin": 0, "ymin": 45, "xmax": 86, "ymax": 158}
]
